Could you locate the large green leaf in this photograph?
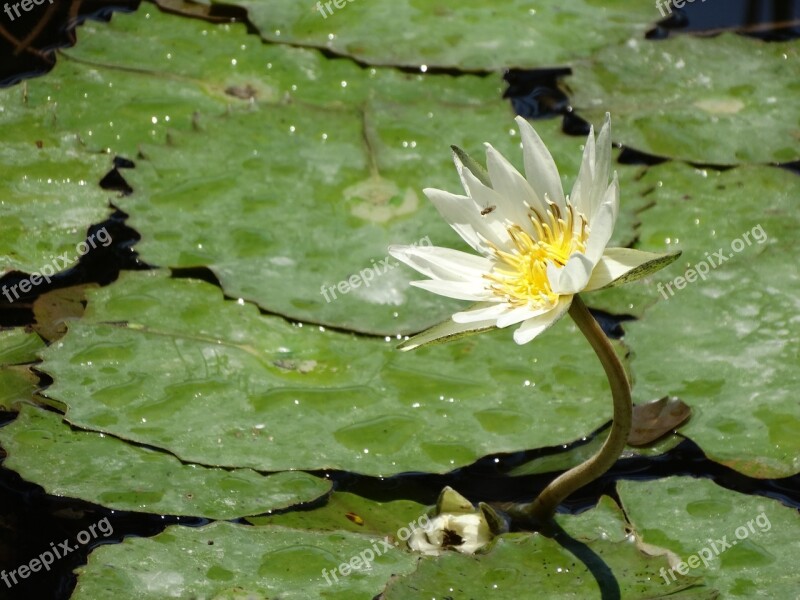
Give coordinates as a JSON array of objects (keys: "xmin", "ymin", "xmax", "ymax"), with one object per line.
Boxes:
[
  {"xmin": 195, "ymin": 0, "xmax": 658, "ymax": 71},
  {"xmin": 40, "ymin": 269, "xmax": 619, "ymax": 476},
  {"xmin": 248, "ymin": 491, "xmax": 428, "ymax": 536},
  {"xmin": 0, "ymin": 121, "xmax": 113, "ymax": 277},
  {"xmin": 71, "ymin": 521, "xmax": 420, "ymax": 600},
  {"xmin": 0, "ymin": 404, "xmax": 331, "ymax": 519},
  {"xmin": 6, "ymin": 8, "xmax": 645, "ymax": 335},
  {"xmin": 571, "ymin": 34, "xmax": 800, "ymax": 165},
  {"xmin": 623, "ymin": 163, "xmax": 800, "ymax": 477},
  {"xmin": 373, "ymin": 496, "xmax": 703, "ymax": 598},
  {"xmin": 619, "ymin": 477, "xmax": 800, "ymax": 598},
  {"xmin": 0, "ymin": 328, "xmax": 43, "ymax": 410},
  {"xmin": 72, "ymin": 496, "xmax": 704, "ymax": 599},
  {"xmin": 0, "ymin": 328, "xmax": 45, "ymax": 364}
]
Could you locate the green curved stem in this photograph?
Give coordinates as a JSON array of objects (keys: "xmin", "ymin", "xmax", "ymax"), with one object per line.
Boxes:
[{"xmin": 525, "ymin": 294, "xmax": 632, "ymax": 524}]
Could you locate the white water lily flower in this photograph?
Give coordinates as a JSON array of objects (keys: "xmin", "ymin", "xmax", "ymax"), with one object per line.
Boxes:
[
  {"xmin": 408, "ymin": 513, "xmax": 492, "ymax": 556},
  {"xmin": 390, "ymin": 114, "xmax": 679, "ymax": 350}
]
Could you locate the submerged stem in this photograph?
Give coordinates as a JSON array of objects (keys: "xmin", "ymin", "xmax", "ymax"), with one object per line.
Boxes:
[{"xmin": 524, "ymin": 294, "xmax": 632, "ymax": 524}]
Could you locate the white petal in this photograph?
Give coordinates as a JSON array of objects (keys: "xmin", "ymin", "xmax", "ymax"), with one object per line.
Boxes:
[
  {"xmin": 547, "ymin": 253, "xmax": 594, "ymax": 295},
  {"xmin": 513, "ymin": 296, "xmax": 573, "ymax": 344},
  {"xmin": 584, "ymin": 197, "xmax": 616, "ymax": 265},
  {"xmin": 495, "ymin": 303, "xmax": 553, "ymax": 328},
  {"xmin": 484, "ymin": 143, "xmax": 548, "ymax": 217},
  {"xmin": 593, "ymin": 114, "xmax": 612, "ymax": 213},
  {"xmin": 423, "ymin": 187, "xmax": 511, "ymax": 254},
  {"xmin": 514, "ymin": 116, "xmax": 566, "ymax": 208},
  {"xmin": 452, "ymin": 302, "xmax": 510, "ymax": 323},
  {"xmin": 389, "ymin": 244, "xmax": 492, "ymax": 282},
  {"xmin": 571, "ymin": 124, "xmax": 596, "ymax": 216},
  {"xmin": 458, "ymin": 166, "xmax": 535, "ymax": 240},
  {"xmin": 585, "ymin": 247, "xmax": 678, "ymax": 291},
  {"xmin": 572, "ymin": 113, "xmax": 612, "ymax": 217},
  {"xmin": 411, "ymin": 279, "xmax": 491, "ymax": 301},
  {"xmin": 601, "ymin": 172, "xmax": 620, "ymax": 224}
]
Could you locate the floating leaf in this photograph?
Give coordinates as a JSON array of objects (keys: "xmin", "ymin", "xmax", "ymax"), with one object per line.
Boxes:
[
  {"xmin": 194, "ymin": 0, "xmax": 658, "ymax": 71},
  {"xmin": 571, "ymin": 34, "xmax": 800, "ymax": 164},
  {"xmin": 39, "ymin": 270, "xmax": 620, "ymax": 476},
  {"xmin": 0, "ymin": 329, "xmax": 43, "ymax": 410},
  {"xmin": 0, "ymin": 404, "xmax": 331, "ymax": 519},
  {"xmin": 619, "ymin": 477, "xmax": 800, "ymax": 598},
  {"xmin": 72, "ymin": 521, "xmax": 419, "ymax": 599},
  {"xmin": 628, "ymin": 396, "xmax": 691, "ymax": 447},
  {"xmin": 5, "ymin": 8, "xmax": 647, "ymax": 336},
  {"xmin": 624, "ymin": 163, "xmax": 800, "ymax": 477}
]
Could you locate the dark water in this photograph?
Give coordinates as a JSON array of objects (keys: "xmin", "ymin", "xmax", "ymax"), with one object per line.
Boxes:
[{"xmin": 0, "ymin": 2, "xmax": 798, "ymax": 599}]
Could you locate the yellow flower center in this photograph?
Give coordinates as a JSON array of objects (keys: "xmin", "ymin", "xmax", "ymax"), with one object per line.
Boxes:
[{"xmin": 485, "ymin": 202, "xmax": 589, "ymax": 308}]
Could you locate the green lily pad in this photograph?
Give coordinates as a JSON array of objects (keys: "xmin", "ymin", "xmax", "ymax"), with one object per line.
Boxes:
[
  {"xmin": 624, "ymin": 163, "xmax": 800, "ymax": 477},
  {"xmin": 571, "ymin": 34, "xmax": 800, "ymax": 165},
  {"xmin": 619, "ymin": 477, "xmax": 800, "ymax": 598},
  {"xmin": 196, "ymin": 0, "xmax": 657, "ymax": 71},
  {"xmin": 8, "ymin": 8, "xmax": 645, "ymax": 336},
  {"xmin": 0, "ymin": 121, "xmax": 113, "ymax": 277},
  {"xmin": 0, "ymin": 329, "xmax": 43, "ymax": 410},
  {"xmin": 0, "ymin": 403, "xmax": 331, "ymax": 519},
  {"xmin": 40, "ymin": 269, "xmax": 620, "ymax": 476},
  {"xmin": 72, "ymin": 494, "xmax": 706, "ymax": 599},
  {"xmin": 249, "ymin": 491, "xmax": 428, "ymax": 537},
  {"xmin": 0, "ymin": 328, "xmax": 44, "ymax": 364},
  {"xmin": 0, "ymin": 366, "xmax": 39, "ymax": 411},
  {"xmin": 380, "ymin": 495, "xmax": 705, "ymax": 598},
  {"xmin": 71, "ymin": 521, "xmax": 419, "ymax": 600}
]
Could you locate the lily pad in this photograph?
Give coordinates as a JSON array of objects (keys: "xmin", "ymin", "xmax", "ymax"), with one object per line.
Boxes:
[
  {"xmin": 40, "ymin": 269, "xmax": 620, "ymax": 476},
  {"xmin": 71, "ymin": 521, "xmax": 419, "ymax": 600},
  {"xmin": 71, "ymin": 494, "xmax": 705, "ymax": 599},
  {"xmin": 0, "ymin": 328, "xmax": 44, "ymax": 410},
  {"xmin": 0, "ymin": 328, "xmax": 44, "ymax": 364},
  {"xmin": 624, "ymin": 163, "xmax": 800, "ymax": 477},
  {"xmin": 570, "ymin": 34, "xmax": 800, "ymax": 164},
  {"xmin": 0, "ymin": 86, "xmax": 114, "ymax": 277},
  {"xmin": 10, "ymin": 8, "xmax": 646, "ymax": 335},
  {"xmin": 619, "ymin": 477, "xmax": 800, "ymax": 598},
  {"xmin": 0, "ymin": 403, "xmax": 331, "ymax": 519},
  {"xmin": 380, "ymin": 495, "xmax": 704, "ymax": 598},
  {"xmin": 249, "ymin": 491, "xmax": 428, "ymax": 537},
  {"xmin": 196, "ymin": 0, "xmax": 658, "ymax": 71}
]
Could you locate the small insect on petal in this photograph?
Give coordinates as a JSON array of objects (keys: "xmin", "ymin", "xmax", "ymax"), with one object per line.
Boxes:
[{"xmin": 480, "ymin": 205, "xmax": 496, "ymax": 216}]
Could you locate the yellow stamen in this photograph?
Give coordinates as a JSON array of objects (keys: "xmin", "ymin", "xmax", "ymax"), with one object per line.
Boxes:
[{"xmin": 484, "ymin": 202, "xmax": 589, "ymax": 308}]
